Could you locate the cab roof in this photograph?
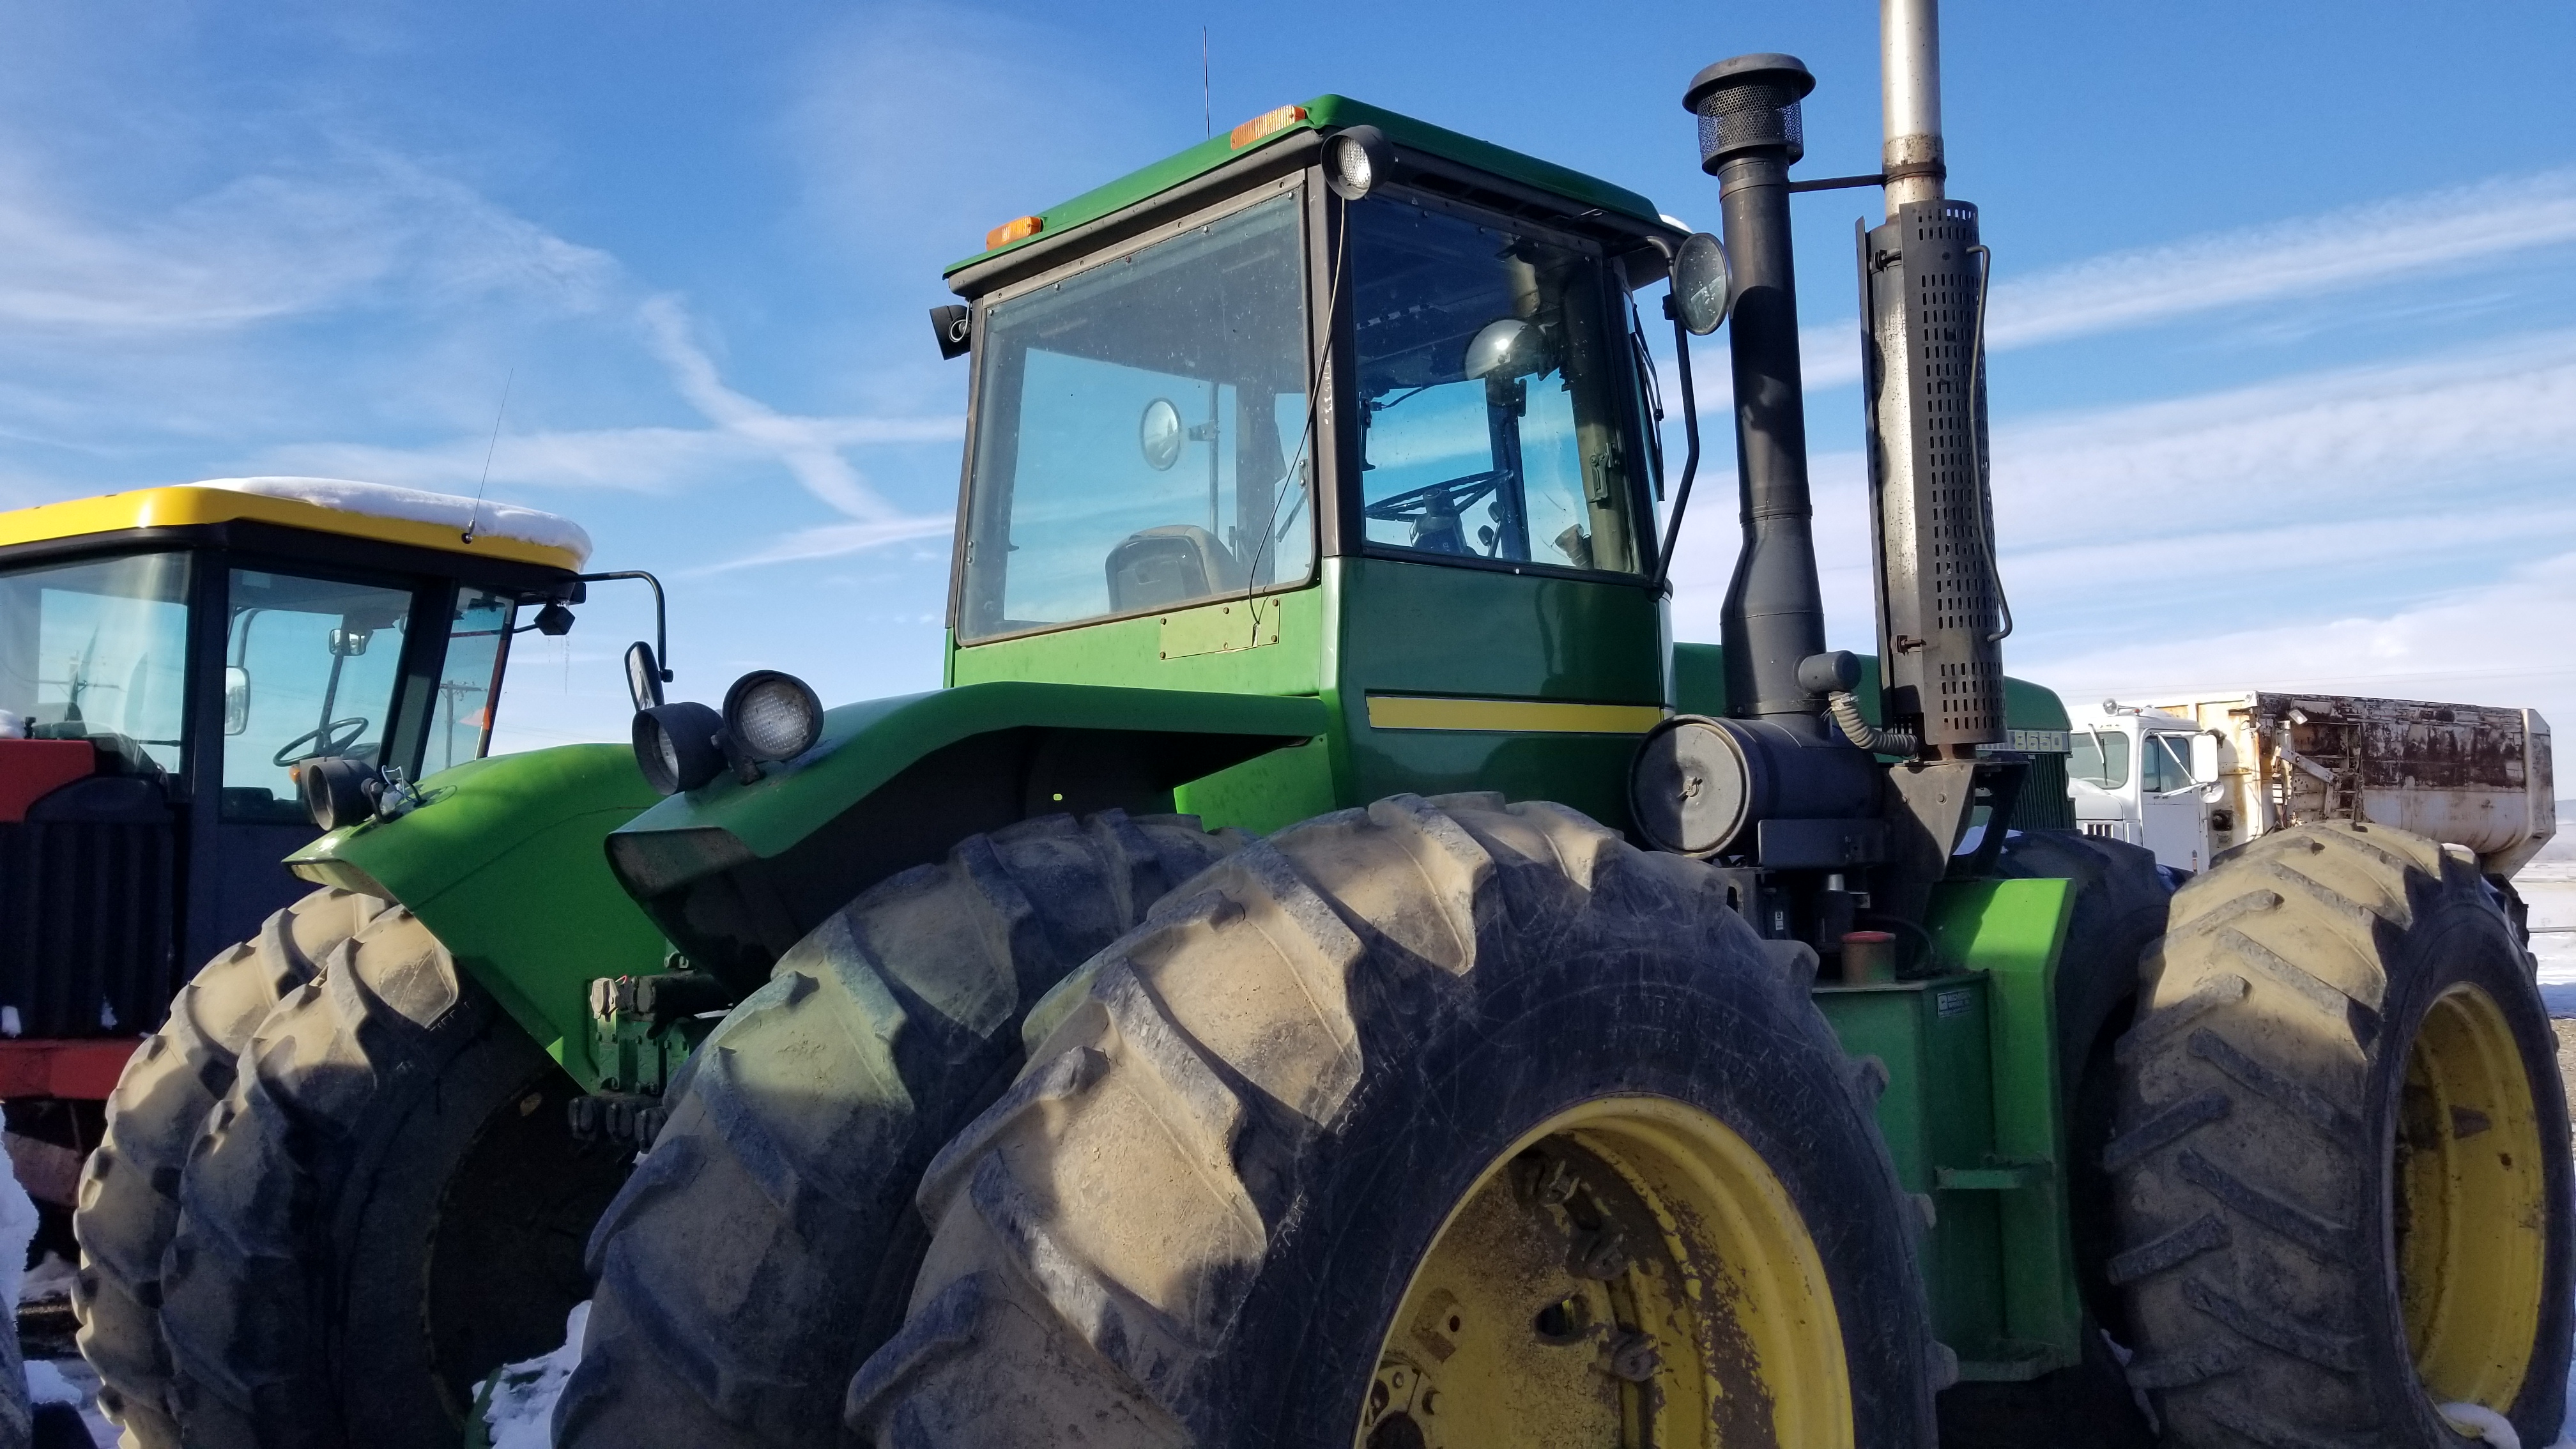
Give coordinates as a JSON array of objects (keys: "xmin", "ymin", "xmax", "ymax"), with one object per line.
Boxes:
[
  {"xmin": 0, "ymin": 477, "xmax": 591, "ymax": 573},
  {"xmin": 946, "ymin": 94, "xmax": 1669, "ymax": 279}
]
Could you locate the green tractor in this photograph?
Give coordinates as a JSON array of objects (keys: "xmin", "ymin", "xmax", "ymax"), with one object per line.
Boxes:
[
  {"xmin": 82, "ymin": 4, "xmax": 2564, "ymax": 1448},
  {"xmin": 522, "ymin": 8, "xmax": 2559, "ymax": 1449}
]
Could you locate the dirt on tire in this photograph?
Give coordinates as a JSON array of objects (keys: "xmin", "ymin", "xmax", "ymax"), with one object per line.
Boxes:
[
  {"xmin": 2110, "ymin": 821, "xmax": 2573, "ymax": 1446},
  {"xmin": 845, "ymin": 793, "xmax": 1940, "ymax": 1447},
  {"xmin": 553, "ymin": 809, "xmax": 1247, "ymax": 1449},
  {"xmin": 153, "ymin": 902, "xmax": 625, "ymax": 1449},
  {"xmin": 72, "ymin": 886, "xmax": 393, "ymax": 1449}
]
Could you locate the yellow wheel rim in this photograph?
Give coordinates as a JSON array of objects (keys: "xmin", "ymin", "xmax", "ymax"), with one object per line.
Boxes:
[
  {"xmin": 2396, "ymin": 982, "xmax": 2547, "ymax": 1411},
  {"xmin": 1355, "ymin": 1096, "xmax": 1851, "ymax": 1448}
]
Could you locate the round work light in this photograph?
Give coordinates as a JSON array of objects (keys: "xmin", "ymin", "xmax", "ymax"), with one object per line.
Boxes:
[
  {"xmin": 300, "ymin": 756, "xmax": 384, "ymax": 832},
  {"xmin": 634, "ymin": 700, "xmax": 727, "ymax": 795},
  {"xmin": 1324, "ymin": 125, "xmax": 1393, "ymax": 201},
  {"xmin": 722, "ymin": 670, "xmax": 825, "ymax": 763}
]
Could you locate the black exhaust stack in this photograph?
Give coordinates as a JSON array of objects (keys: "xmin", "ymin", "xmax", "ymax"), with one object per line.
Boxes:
[{"xmin": 1684, "ymin": 55, "xmax": 1829, "ymax": 722}]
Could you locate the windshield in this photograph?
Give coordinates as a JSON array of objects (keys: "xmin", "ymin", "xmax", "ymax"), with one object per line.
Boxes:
[
  {"xmin": 1349, "ymin": 197, "xmax": 1645, "ymax": 573},
  {"xmin": 0, "ymin": 552, "xmax": 191, "ymax": 772},
  {"xmin": 959, "ymin": 189, "xmax": 1313, "ymax": 641},
  {"xmin": 2070, "ymin": 728, "xmax": 2131, "ymax": 789},
  {"xmin": 222, "ymin": 569, "xmax": 416, "ymax": 822}
]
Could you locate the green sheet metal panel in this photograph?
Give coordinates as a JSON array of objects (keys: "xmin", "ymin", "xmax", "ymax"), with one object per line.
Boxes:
[
  {"xmin": 285, "ymin": 744, "xmax": 671, "ymax": 1089},
  {"xmin": 607, "ymin": 681, "xmax": 1330, "ymax": 862},
  {"xmin": 1334, "ymin": 556, "xmax": 1666, "ymax": 834},
  {"xmin": 1926, "ymin": 876, "xmax": 2082, "ymax": 1376},
  {"xmin": 1813, "ymin": 875, "xmax": 2080, "ymax": 1380},
  {"xmin": 1813, "ymin": 974, "xmax": 2006, "ymax": 1363}
]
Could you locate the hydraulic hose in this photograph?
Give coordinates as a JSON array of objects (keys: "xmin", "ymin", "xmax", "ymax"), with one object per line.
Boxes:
[{"xmin": 1829, "ymin": 690, "xmax": 1919, "ymax": 757}]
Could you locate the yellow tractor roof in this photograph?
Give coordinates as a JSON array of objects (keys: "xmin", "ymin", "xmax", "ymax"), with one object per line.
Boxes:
[{"xmin": 0, "ymin": 477, "xmax": 591, "ymax": 572}]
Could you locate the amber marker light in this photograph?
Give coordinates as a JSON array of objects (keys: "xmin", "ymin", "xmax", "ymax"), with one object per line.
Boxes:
[
  {"xmin": 1228, "ymin": 104, "xmax": 1308, "ymax": 150},
  {"xmin": 984, "ymin": 215, "xmax": 1043, "ymax": 251}
]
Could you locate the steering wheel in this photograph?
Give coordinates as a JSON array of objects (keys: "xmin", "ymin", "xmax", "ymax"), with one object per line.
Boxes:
[
  {"xmin": 1362, "ymin": 470, "xmax": 1508, "ymax": 555},
  {"xmin": 273, "ymin": 717, "xmax": 371, "ymax": 767}
]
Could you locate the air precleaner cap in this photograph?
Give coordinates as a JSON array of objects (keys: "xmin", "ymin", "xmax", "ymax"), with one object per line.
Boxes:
[{"xmin": 1683, "ymin": 53, "xmax": 1816, "ymax": 172}]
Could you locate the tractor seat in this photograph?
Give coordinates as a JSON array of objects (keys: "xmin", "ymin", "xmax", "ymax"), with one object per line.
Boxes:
[{"xmin": 1105, "ymin": 525, "xmax": 1246, "ymax": 613}]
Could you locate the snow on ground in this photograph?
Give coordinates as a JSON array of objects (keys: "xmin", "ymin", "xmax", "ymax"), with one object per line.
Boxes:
[{"xmin": 482, "ymin": 1302, "xmax": 586, "ymax": 1448}]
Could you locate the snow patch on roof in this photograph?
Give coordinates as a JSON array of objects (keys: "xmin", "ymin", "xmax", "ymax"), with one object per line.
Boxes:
[{"xmin": 192, "ymin": 476, "xmax": 592, "ymax": 566}]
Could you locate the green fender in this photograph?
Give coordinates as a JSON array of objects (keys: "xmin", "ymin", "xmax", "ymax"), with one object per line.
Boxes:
[
  {"xmin": 604, "ymin": 680, "xmax": 1327, "ymax": 987},
  {"xmin": 285, "ymin": 744, "xmax": 671, "ymax": 1091}
]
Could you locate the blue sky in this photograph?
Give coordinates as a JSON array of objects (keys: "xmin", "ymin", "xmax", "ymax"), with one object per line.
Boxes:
[{"xmin": 2, "ymin": 1, "xmax": 2572, "ymax": 750}]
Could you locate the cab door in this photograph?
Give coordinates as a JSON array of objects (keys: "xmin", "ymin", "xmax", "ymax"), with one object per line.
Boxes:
[{"xmin": 2138, "ymin": 732, "xmax": 2206, "ymax": 872}]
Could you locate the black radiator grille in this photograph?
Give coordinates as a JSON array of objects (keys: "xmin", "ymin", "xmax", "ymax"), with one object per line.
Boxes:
[{"xmin": 0, "ymin": 821, "xmax": 179, "ymax": 1040}]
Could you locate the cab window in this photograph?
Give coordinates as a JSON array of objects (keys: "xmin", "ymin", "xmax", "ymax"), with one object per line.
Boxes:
[
  {"xmin": 0, "ymin": 552, "xmax": 191, "ymax": 774},
  {"xmin": 2143, "ymin": 734, "xmax": 2197, "ymax": 793},
  {"xmin": 422, "ymin": 587, "xmax": 513, "ymax": 775},
  {"xmin": 221, "ymin": 569, "xmax": 415, "ymax": 823},
  {"xmin": 2070, "ymin": 728, "xmax": 2131, "ymax": 788},
  {"xmin": 959, "ymin": 190, "xmax": 1313, "ymax": 640},
  {"xmin": 1348, "ymin": 197, "xmax": 1644, "ymax": 573}
]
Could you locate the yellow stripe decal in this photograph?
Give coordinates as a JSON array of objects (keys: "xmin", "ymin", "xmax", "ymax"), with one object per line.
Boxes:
[{"xmin": 1365, "ymin": 695, "xmax": 1668, "ymax": 734}]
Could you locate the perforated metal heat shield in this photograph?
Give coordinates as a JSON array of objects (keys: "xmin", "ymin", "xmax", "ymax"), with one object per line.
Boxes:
[{"xmin": 1861, "ymin": 199, "xmax": 2004, "ymax": 749}]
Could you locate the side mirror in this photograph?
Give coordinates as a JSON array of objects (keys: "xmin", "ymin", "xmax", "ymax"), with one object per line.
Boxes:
[
  {"xmin": 1669, "ymin": 232, "xmax": 1731, "ymax": 335},
  {"xmin": 625, "ymin": 641, "xmax": 667, "ymax": 712},
  {"xmin": 1140, "ymin": 397, "xmax": 1184, "ymax": 471},
  {"xmin": 224, "ymin": 666, "xmax": 250, "ymax": 735},
  {"xmin": 2190, "ymin": 731, "xmax": 2223, "ymax": 785},
  {"xmin": 1462, "ymin": 318, "xmax": 1554, "ymax": 381}
]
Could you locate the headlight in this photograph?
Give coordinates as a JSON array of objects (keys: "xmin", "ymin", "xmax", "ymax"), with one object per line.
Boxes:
[
  {"xmin": 1324, "ymin": 125, "xmax": 1392, "ymax": 201},
  {"xmin": 300, "ymin": 756, "xmax": 383, "ymax": 832},
  {"xmin": 633, "ymin": 701, "xmax": 726, "ymax": 795},
  {"xmin": 721, "ymin": 670, "xmax": 824, "ymax": 763}
]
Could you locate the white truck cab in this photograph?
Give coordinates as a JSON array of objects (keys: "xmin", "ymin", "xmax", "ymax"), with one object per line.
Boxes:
[
  {"xmin": 2068, "ymin": 692, "xmax": 2554, "ymax": 881},
  {"xmin": 2069, "ymin": 704, "xmax": 2224, "ymax": 871}
]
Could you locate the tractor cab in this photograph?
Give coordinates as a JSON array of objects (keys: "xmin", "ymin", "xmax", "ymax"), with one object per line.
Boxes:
[{"xmin": 0, "ymin": 477, "xmax": 589, "ymax": 1091}]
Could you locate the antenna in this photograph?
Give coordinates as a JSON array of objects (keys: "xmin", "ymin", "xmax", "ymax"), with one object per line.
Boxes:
[
  {"xmin": 463, "ymin": 368, "xmax": 515, "ymax": 544},
  {"xmin": 1202, "ymin": 28, "xmax": 1211, "ymax": 139}
]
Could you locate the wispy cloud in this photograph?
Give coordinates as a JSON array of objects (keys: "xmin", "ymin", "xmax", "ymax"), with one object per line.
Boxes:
[
  {"xmin": 694, "ymin": 514, "xmax": 955, "ymax": 573},
  {"xmin": 2021, "ymin": 548, "xmax": 2576, "ymax": 731},
  {"xmin": 0, "ymin": 146, "xmax": 617, "ymax": 334},
  {"xmin": 1988, "ymin": 168, "xmax": 2576, "ymax": 351},
  {"xmin": 1782, "ymin": 167, "xmax": 2576, "ymax": 390},
  {"xmin": 1663, "ymin": 323, "xmax": 2576, "ymax": 696}
]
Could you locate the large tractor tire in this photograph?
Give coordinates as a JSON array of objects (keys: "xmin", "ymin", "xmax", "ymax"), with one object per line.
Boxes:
[
  {"xmin": 847, "ymin": 794, "xmax": 1942, "ymax": 1448},
  {"xmin": 2110, "ymin": 822, "xmax": 2573, "ymax": 1446},
  {"xmin": 553, "ymin": 809, "xmax": 1248, "ymax": 1449},
  {"xmin": 73, "ymin": 886, "xmax": 393, "ymax": 1449},
  {"xmin": 152, "ymin": 903, "xmax": 629, "ymax": 1449}
]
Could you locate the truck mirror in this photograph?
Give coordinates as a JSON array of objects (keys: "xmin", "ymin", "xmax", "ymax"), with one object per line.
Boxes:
[
  {"xmin": 329, "ymin": 626, "xmax": 372, "ymax": 657},
  {"xmin": 929, "ymin": 304, "xmax": 972, "ymax": 360},
  {"xmin": 2190, "ymin": 731, "xmax": 2222, "ymax": 785},
  {"xmin": 224, "ymin": 666, "xmax": 250, "ymax": 736}
]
